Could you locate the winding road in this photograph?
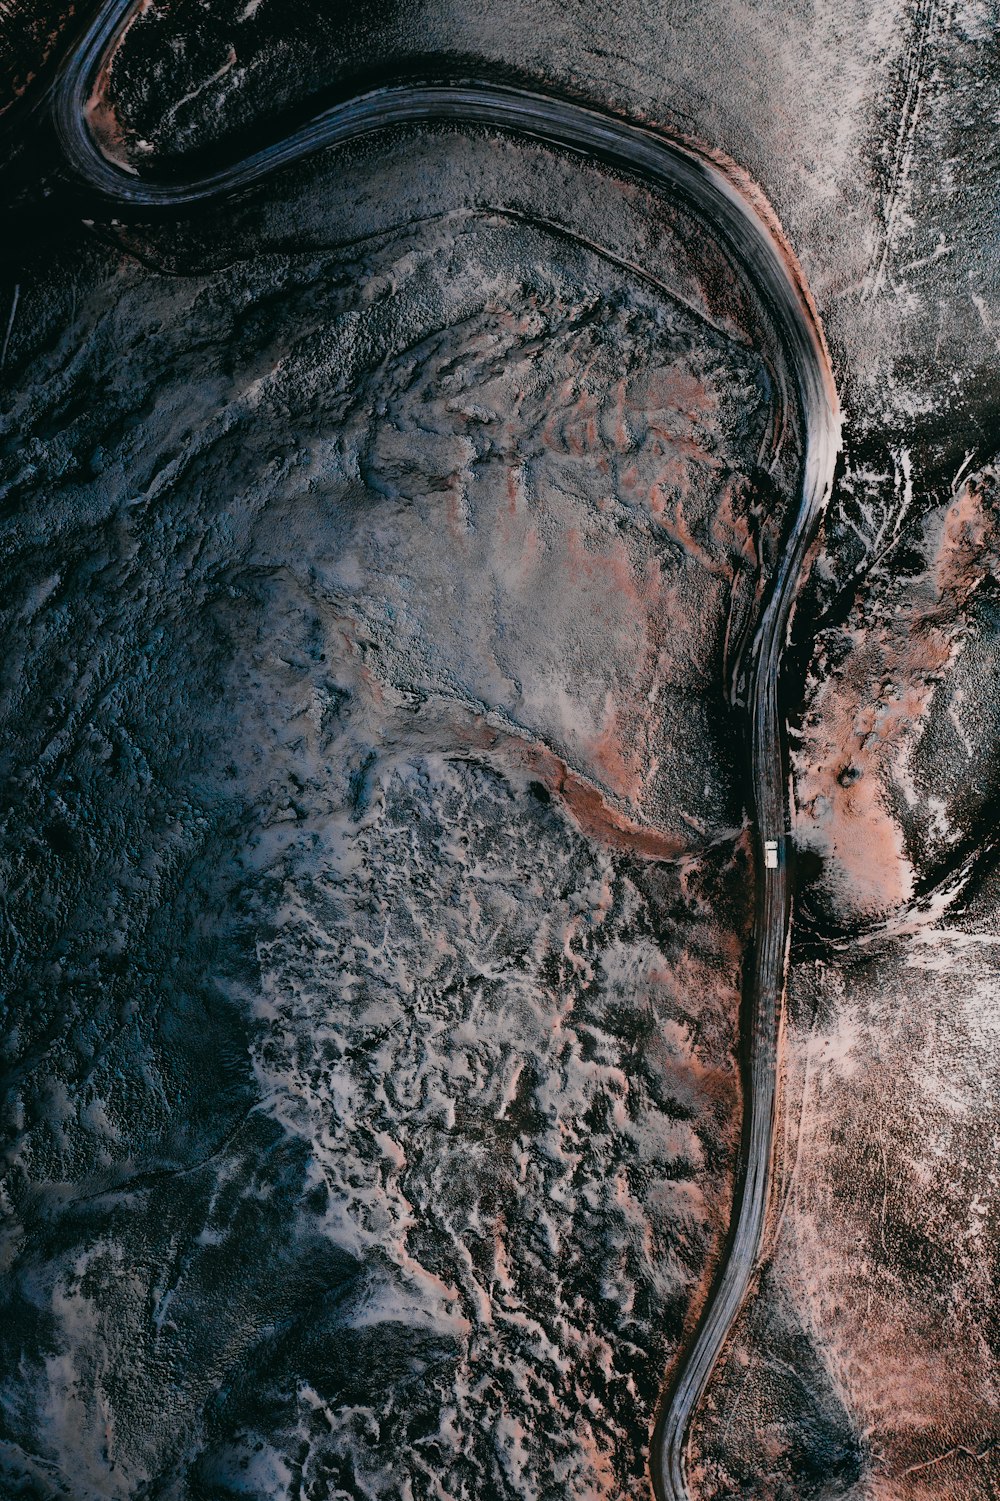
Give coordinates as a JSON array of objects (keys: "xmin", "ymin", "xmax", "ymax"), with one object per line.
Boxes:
[{"xmin": 39, "ymin": 5, "xmax": 841, "ymax": 1495}]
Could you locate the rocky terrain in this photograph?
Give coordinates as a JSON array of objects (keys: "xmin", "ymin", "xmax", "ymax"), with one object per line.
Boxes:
[
  {"xmin": 2, "ymin": 1, "xmax": 1000, "ymax": 1499},
  {"xmin": 0, "ymin": 114, "xmax": 799, "ymax": 1495},
  {"xmin": 0, "ymin": 0, "xmax": 73, "ymax": 119}
]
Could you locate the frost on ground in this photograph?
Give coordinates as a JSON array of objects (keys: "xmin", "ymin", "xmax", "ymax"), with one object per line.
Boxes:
[
  {"xmin": 6, "ymin": 0, "xmax": 1000, "ymax": 1496},
  {"xmin": 0, "ymin": 205, "xmax": 782, "ymax": 1497}
]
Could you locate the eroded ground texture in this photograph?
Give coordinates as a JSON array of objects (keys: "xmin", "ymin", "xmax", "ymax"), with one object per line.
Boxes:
[
  {"xmin": 2, "ymin": 2, "xmax": 1000, "ymax": 1500},
  {"xmin": 0, "ymin": 125, "xmax": 801, "ymax": 1496}
]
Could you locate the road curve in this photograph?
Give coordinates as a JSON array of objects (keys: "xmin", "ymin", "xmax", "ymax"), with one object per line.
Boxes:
[{"xmin": 44, "ymin": 6, "xmax": 841, "ymax": 1495}]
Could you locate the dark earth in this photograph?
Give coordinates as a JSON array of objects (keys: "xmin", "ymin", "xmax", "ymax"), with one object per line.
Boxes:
[{"xmin": 1, "ymin": 3, "xmax": 999, "ymax": 1499}]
